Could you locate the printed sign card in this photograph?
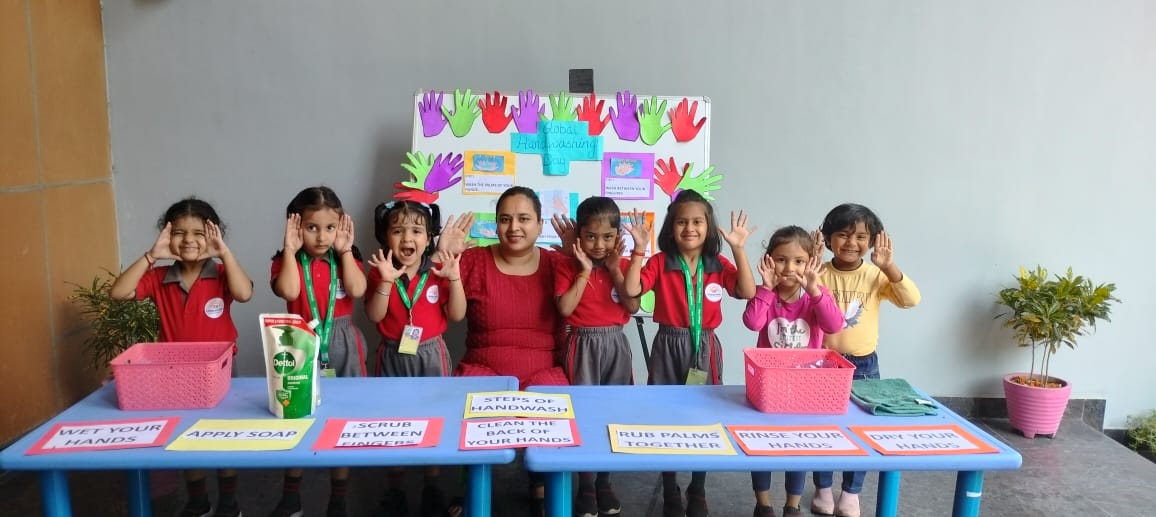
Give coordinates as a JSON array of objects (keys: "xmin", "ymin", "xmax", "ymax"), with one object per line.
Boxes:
[
  {"xmin": 727, "ymin": 425, "xmax": 867, "ymax": 456},
  {"xmin": 609, "ymin": 424, "xmax": 736, "ymax": 455},
  {"xmin": 26, "ymin": 418, "xmax": 180, "ymax": 455},
  {"xmin": 313, "ymin": 418, "xmax": 442, "ymax": 450},
  {"xmin": 848, "ymin": 425, "xmax": 999, "ymax": 456},
  {"xmin": 460, "ymin": 418, "xmax": 581, "ymax": 449},
  {"xmin": 464, "ymin": 391, "xmax": 575, "ymax": 419}
]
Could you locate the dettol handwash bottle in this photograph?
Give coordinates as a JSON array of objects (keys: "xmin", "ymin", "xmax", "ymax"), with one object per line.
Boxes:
[{"xmin": 259, "ymin": 314, "xmax": 320, "ymax": 418}]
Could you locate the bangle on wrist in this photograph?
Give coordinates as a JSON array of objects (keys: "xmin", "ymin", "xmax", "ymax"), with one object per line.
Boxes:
[
  {"xmin": 448, "ymin": 277, "xmax": 461, "ymax": 282},
  {"xmin": 144, "ymin": 252, "xmax": 156, "ymax": 266},
  {"xmin": 631, "ymin": 249, "xmax": 646, "ymax": 257},
  {"xmin": 375, "ymin": 288, "xmax": 391, "ymax": 297}
]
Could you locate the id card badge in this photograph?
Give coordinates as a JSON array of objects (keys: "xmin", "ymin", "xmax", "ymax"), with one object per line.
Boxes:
[
  {"xmin": 399, "ymin": 324, "xmax": 423, "ymax": 355},
  {"xmin": 686, "ymin": 367, "xmax": 708, "ymax": 385},
  {"xmin": 322, "ymin": 368, "xmax": 337, "ymax": 378}
]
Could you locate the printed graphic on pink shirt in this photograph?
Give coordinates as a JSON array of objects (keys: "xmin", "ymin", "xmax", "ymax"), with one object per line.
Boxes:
[{"xmin": 766, "ymin": 317, "xmax": 812, "ymax": 349}]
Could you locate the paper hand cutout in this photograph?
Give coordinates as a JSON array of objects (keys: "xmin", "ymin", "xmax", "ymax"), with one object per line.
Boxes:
[
  {"xmin": 511, "ymin": 90, "xmax": 546, "ymax": 133},
  {"xmin": 542, "ymin": 91, "xmax": 578, "ymax": 122},
  {"xmin": 638, "ymin": 96, "xmax": 671, "ymax": 145},
  {"xmin": 441, "ymin": 89, "xmax": 481, "ymax": 137},
  {"xmin": 394, "ymin": 151, "xmax": 464, "ymax": 203},
  {"xmin": 653, "ymin": 157, "xmax": 685, "ymax": 198},
  {"xmin": 478, "ymin": 91, "xmax": 513, "ymax": 133},
  {"xmin": 652, "ymin": 157, "xmax": 724, "ymax": 201},
  {"xmin": 575, "ymin": 93, "xmax": 609, "ymax": 135},
  {"xmin": 418, "ymin": 91, "xmax": 448, "ymax": 138},
  {"xmin": 608, "ymin": 90, "xmax": 640, "ymax": 142},
  {"xmin": 669, "ymin": 98, "xmax": 706, "ymax": 142}
]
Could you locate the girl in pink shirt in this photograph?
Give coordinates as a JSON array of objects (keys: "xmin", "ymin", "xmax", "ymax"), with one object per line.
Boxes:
[{"xmin": 743, "ymin": 225, "xmax": 842, "ymax": 517}]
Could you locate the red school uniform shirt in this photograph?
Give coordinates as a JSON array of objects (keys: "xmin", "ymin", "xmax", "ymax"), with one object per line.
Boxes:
[
  {"xmin": 554, "ymin": 257, "xmax": 632, "ymax": 328},
  {"xmin": 639, "ymin": 252, "xmax": 739, "ymax": 329},
  {"xmin": 366, "ymin": 258, "xmax": 450, "ymax": 341},
  {"xmin": 269, "ymin": 254, "xmax": 357, "ymax": 322},
  {"xmin": 136, "ymin": 261, "xmax": 237, "ymax": 343}
]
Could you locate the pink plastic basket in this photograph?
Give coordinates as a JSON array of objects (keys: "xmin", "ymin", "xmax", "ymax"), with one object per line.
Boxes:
[
  {"xmin": 743, "ymin": 348, "xmax": 856, "ymax": 414},
  {"xmin": 109, "ymin": 341, "xmax": 233, "ymax": 410}
]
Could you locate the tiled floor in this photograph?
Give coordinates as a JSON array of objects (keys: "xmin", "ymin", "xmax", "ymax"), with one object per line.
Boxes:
[{"xmin": 2, "ymin": 417, "xmax": 1154, "ymax": 516}]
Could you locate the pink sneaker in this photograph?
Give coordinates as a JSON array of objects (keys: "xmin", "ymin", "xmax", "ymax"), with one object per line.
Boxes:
[{"xmin": 810, "ymin": 487, "xmax": 834, "ymax": 516}]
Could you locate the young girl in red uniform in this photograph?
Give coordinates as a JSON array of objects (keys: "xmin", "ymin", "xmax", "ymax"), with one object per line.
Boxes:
[
  {"xmin": 554, "ymin": 196, "xmax": 638, "ymax": 517},
  {"xmin": 110, "ymin": 197, "xmax": 253, "ymax": 517},
  {"xmin": 365, "ymin": 200, "xmax": 465, "ymax": 517},
  {"xmin": 622, "ymin": 189, "xmax": 757, "ymax": 517},
  {"xmin": 268, "ymin": 186, "xmax": 368, "ymax": 517}
]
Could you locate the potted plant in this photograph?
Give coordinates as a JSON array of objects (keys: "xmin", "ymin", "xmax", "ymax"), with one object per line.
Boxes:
[
  {"xmin": 995, "ymin": 266, "xmax": 1118, "ymax": 438},
  {"xmin": 1126, "ymin": 410, "xmax": 1156, "ymax": 463},
  {"xmin": 70, "ymin": 270, "xmax": 160, "ymax": 370}
]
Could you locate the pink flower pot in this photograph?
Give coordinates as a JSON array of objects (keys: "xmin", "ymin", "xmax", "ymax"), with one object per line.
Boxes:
[{"xmin": 1003, "ymin": 372, "xmax": 1072, "ymax": 439}]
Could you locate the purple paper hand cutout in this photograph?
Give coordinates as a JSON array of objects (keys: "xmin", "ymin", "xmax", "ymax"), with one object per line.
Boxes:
[
  {"xmin": 426, "ymin": 152, "xmax": 464, "ymax": 192},
  {"xmin": 608, "ymin": 90, "xmax": 641, "ymax": 142},
  {"xmin": 419, "ymin": 91, "xmax": 448, "ymax": 137},
  {"xmin": 510, "ymin": 90, "xmax": 546, "ymax": 133}
]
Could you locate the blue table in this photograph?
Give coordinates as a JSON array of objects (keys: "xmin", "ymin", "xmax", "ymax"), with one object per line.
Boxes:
[
  {"xmin": 0, "ymin": 376, "xmax": 518, "ymax": 517},
  {"xmin": 524, "ymin": 385, "xmax": 1022, "ymax": 517}
]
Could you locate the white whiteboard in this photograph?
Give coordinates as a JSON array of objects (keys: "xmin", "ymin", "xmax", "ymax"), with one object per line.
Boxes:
[{"xmin": 402, "ymin": 89, "xmax": 715, "ymax": 253}]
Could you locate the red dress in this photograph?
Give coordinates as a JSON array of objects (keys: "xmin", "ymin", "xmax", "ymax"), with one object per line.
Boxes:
[{"xmin": 454, "ymin": 246, "xmax": 570, "ymax": 389}]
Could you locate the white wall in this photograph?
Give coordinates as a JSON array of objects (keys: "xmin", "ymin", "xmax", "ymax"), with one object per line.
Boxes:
[{"xmin": 102, "ymin": 0, "xmax": 1156, "ymax": 427}]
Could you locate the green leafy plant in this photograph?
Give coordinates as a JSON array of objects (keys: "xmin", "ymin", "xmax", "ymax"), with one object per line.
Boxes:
[
  {"xmin": 69, "ymin": 270, "xmax": 159, "ymax": 370},
  {"xmin": 1126, "ymin": 410, "xmax": 1156, "ymax": 453},
  {"xmin": 995, "ymin": 266, "xmax": 1119, "ymax": 387}
]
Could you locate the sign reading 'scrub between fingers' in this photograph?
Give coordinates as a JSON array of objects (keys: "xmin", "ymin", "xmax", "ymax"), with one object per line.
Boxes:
[
  {"xmin": 313, "ymin": 418, "xmax": 443, "ymax": 450},
  {"xmin": 609, "ymin": 424, "xmax": 736, "ymax": 455},
  {"xmin": 464, "ymin": 391, "xmax": 574, "ymax": 419}
]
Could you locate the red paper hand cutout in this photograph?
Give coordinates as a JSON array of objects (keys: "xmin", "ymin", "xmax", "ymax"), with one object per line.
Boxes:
[
  {"xmin": 392, "ymin": 185, "xmax": 439, "ymax": 204},
  {"xmin": 478, "ymin": 91, "xmax": 513, "ymax": 133},
  {"xmin": 653, "ymin": 157, "xmax": 687, "ymax": 198},
  {"xmin": 575, "ymin": 93, "xmax": 610, "ymax": 135},
  {"xmin": 668, "ymin": 98, "xmax": 707, "ymax": 142}
]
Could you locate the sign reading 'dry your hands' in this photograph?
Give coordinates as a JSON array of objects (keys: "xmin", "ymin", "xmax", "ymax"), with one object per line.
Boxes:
[{"xmin": 848, "ymin": 425, "xmax": 999, "ymax": 456}]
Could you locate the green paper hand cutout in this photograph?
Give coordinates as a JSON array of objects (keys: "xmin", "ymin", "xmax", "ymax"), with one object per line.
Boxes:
[
  {"xmin": 441, "ymin": 89, "xmax": 481, "ymax": 137},
  {"xmin": 638, "ymin": 97, "xmax": 671, "ymax": 145},
  {"xmin": 640, "ymin": 290, "xmax": 655, "ymax": 313},
  {"xmin": 542, "ymin": 91, "xmax": 578, "ymax": 122},
  {"xmin": 399, "ymin": 151, "xmax": 434, "ymax": 190},
  {"xmin": 677, "ymin": 163, "xmax": 724, "ymax": 201}
]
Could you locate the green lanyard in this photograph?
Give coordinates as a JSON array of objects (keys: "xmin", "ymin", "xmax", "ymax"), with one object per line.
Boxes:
[
  {"xmin": 678, "ymin": 255, "xmax": 705, "ymax": 365},
  {"xmin": 394, "ymin": 271, "xmax": 430, "ymax": 324},
  {"xmin": 301, "ymin": 250, "xmax": 337, "ymax": 364}
]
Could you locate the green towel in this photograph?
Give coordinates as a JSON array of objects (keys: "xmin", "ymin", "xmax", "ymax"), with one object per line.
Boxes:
[{"xmin": 850, "ymin": 378, "xmax": 939, "ymax": 416}]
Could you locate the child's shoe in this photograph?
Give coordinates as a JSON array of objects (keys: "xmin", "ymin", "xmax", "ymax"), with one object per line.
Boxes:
[
  {"xmin": 834, "ymin": 492, "xmax": 860, "ymax": 517},
  {"xmin": 574, "ymin": 484, "xmax": 598, "ymax": 517},
  {"xmin": 595, "ymin": 483, "xmax": 621, "ymax": 516},
  {"xmin": 420, "ymin": 484, "xmax": 447, "ymax": 517},
  {"xmin": 326, "ymin": 498, "xmax": 348, "ymax": 517},
  {"xmin": 374, "ymin": 488, "xmax": 408, "ymax": 517},
  {"xmin": 179, "ymin": 501, "xmax": 212, "ymax": 517},
  {"xmin": 214, "ymin": 498, "xmax": 241, "ymax": 517},
  {"xmin": 266, "ymin": 496, "xmax": 301, "ymax": 517},
  {"xmin": 662, "ymin": 485, "xmax": 684, "ymax": 517},
  {"xmin": 781, "ymin": 504, "xmax": 803, "ymax": 517},
  {"xmin": 810, "ymin": 487, "xmax": 835, "ymax": 516},
  {"xmin": 685, "ymin": 486, "xmax": 709, "ymax": 517},
  {"xmin": 753, "ymin": 504, "xmax": 776, "ymax": 517}
]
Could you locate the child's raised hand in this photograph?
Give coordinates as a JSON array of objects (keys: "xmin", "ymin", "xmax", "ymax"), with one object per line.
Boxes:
[
  {"xmin": 810, "ymin": 228, "xmax": 825, "ymax": 259},
  {"xmin": 623, "ymin": 210, "xmax": 652, "ymax": 254},
  {"xmin": 871, "ymin": 231, "xmax": 894, "ymax": 270},
  {"xmin": 437, "ymin": 213, "xmax": 475, "ymax": 255},
  {"xmin": 803, "ymin": 254, "xmax": 825, "ymax": 294},
  {"xmin": 149, "ymin": 222, "xmax": 178, "ymax": 260},
  {"xmin": 605, "ymin": 235, "xmax": 627, "ymax": 275},
  {"xmin": 572, "ymin": 242, "xmax": 593, "ymax": 273},
  {"xmin": 367, "ymin": 249, "xmax": 403, "ymax": 283},
  {"xmin": 719, "ymin": 210, "xmax": 757, "ymax": 248},
  {"xmin": 550, "ymin": 214, "xmax": 578, "ymax": 255},
  {"xmin": 334, "ymin": 213, "xmax": 355, "ymax": 254},
  {"xmin": 283, "ymin": 214, "xmax": 303, "ymax": 254},
  {"xmin": 757, "ymin": 255, "xmax": 779, "ymax": 289},
  {"xmin": 432, "ymin": 250, "xmax": 461, "ymax": 280},
  {"xmin": 202, "ymin": 221, "xmax": 229, "ymax": 259}
]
